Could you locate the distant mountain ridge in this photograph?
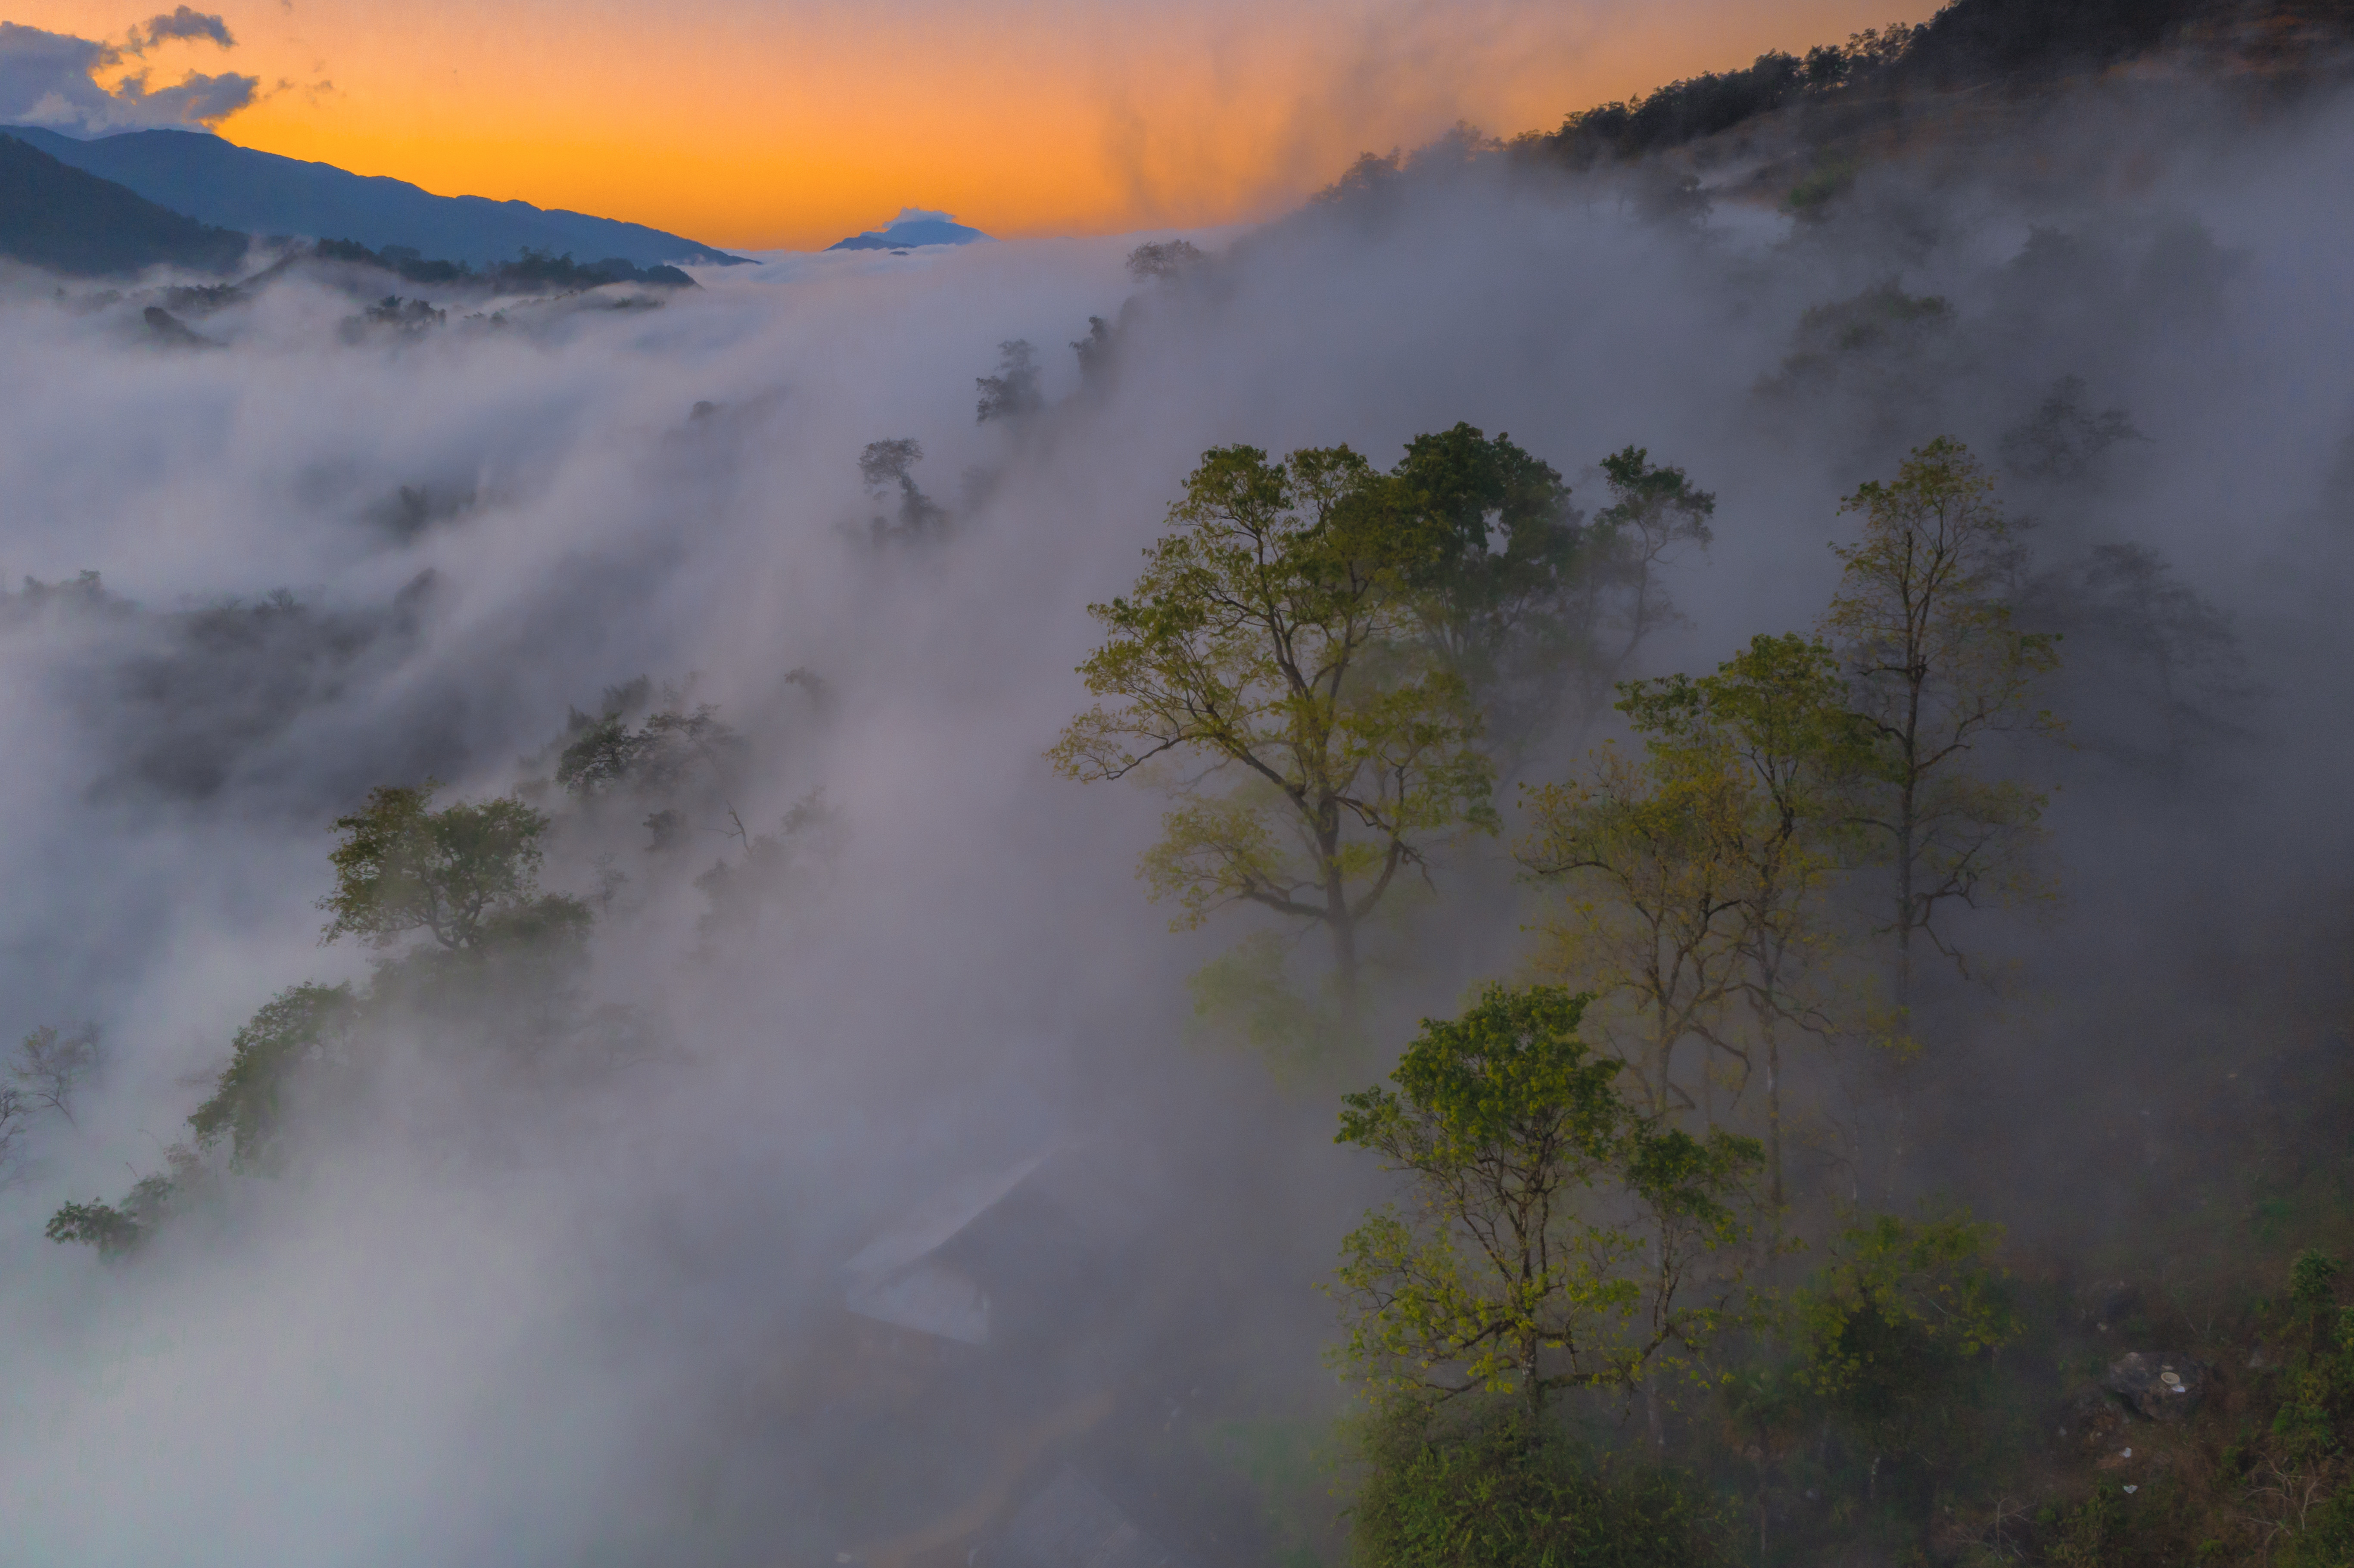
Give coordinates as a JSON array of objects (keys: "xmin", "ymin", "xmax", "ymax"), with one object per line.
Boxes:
[
  {"xmin": 0, "ymin": 132, "xmax": 248, "ymax": 276},
  {"xmin": 826, "ymin": 209, "xmax": 990, "ymax": 251},
  {"xmin": 2, "ymin": 124, "xmax": 748, "ymax": 269}
]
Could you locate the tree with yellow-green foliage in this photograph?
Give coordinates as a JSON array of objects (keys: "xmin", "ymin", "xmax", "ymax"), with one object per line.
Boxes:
[
  {"xmin": 1050, "ymin": 443, "xmax": 1495, "ymax": 1026},
  {"xmin": 1822, "ymin": 437, "xmax": 2061, "ymax": 1008},
  {"xmin": 1518, "ymin": 737, "xmax": 1753, "ymax": 1126},
  {"xmin": 1334, "ymin": 985, "xmax": 1759, "ymax": 1441},
  {"xmin": 320, "ymin": 782, "xmax": 589, "ymax": 955},
  {"xmin": 1614, "ymin": 633, "xmax": 1870, "ymax": 1211}
]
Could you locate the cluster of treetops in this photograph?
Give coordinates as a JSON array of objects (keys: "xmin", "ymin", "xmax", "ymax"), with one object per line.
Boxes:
[
  {"xmin": 308, "ymin": 239, "xmax": 698, "ymax": 292},
  {"xmin": 30, "ymin": 689, "xmax": 821, "ymax": 1253},
  {"xmin": 21, "ymin": 413, "xmax": 2312, "ymax": 1562},
  {"xmin": 1040, "ymin": 423, "xmax": 2308, "ymax": 1563}
]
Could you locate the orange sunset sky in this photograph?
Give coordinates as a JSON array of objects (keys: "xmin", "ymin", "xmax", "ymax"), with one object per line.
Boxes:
[{"xmin": 12, "ymin": 0, "xmax": 1936, "ymax": 249}]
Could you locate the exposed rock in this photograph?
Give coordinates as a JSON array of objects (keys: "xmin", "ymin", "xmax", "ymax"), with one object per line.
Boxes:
[{"xmin": 2103, "ymin": 1351, "xmax": 2208, "ymax": 1419}]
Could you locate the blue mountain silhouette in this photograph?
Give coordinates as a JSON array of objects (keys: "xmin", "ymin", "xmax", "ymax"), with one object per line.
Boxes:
[{"xmin": 2, "ymin": 125, "xmax": 747, "ymax": 268}]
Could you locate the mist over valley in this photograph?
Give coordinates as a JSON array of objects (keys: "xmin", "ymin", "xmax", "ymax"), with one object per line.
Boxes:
[{"xmin": 4, "ymin": 2, "xmax": 2354, "ymax": 1563}]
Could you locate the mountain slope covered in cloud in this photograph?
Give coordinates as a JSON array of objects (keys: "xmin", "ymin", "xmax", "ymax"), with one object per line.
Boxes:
[
  {"xmin": 2, "ymin": 123, "xmax": 749, "ymax": 268},
  {"xmin": 4, "ymin": 7, "xmax": 2354, "ymax": 1568}
]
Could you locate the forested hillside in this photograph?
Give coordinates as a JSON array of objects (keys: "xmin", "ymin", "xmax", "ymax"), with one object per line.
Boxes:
[{"xmin": 4, "ymin": 0, "xmax": 2354, "ymax": 1564}]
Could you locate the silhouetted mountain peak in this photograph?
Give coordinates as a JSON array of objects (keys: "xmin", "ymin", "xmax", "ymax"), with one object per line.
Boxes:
[{"xmin": 826, "ymin": 207, "xmax": 991, "ymax": 252}]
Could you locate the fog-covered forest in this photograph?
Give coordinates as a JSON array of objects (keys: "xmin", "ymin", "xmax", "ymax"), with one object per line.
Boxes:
[{"xmin": 6, "ymin": 3, "xmax": 2354, "ymax": 1565}]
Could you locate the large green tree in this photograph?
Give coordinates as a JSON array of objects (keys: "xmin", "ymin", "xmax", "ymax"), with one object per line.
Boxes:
[
  {"xmin": 1051, "ymin": 443, "xmax": 1495, "ymax": 1021},
  {"xmin": 1380, "ymin": 423, "xmax": 1582, "ymax": 747},
  {"xmin": 1822, "ymin": 438, "xmax": 2060, "ymax": 1006},
  {"xmin": 1335, "ymin": 984, "xmax": 1758, "ymax": 1437},
  {"xmin": 319, "ymin": 783, "xmax": 590, "ymax": 955}
]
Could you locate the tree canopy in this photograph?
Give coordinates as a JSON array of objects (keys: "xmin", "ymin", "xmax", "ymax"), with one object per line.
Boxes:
[
  {"xmin": 319, "ymin": 783, "xmax": 590, "ymax": 955},
  {"xmin": 1051, "ymin": 442, "xmax": 1496, "ymax": 1017},
  {"xmin": 1335, "ymin": 984, "xmax": 1759, "ymax": 1423}
]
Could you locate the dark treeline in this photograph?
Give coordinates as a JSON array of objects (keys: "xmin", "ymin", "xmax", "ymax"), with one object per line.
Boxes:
[
  {"xmin": 312, "ymin": 237, "xmax": 698, "ymax": 292},
  {"xmin": 1526, "ymin": 0, "xmax": 2338, "ymax": 169}
]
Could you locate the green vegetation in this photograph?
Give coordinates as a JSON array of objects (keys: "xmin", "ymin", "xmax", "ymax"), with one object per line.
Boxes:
[
  {"xmin": 1822, "ymin": 437, "xmax": 2061, "ymax": 1005},
  {"xmin": 1049, "ymin": 442, "xmax": 1498, "ymax": 1026},
  {"xmin": 1352, "ymin": 1401, "xmax": 1727, "ymax": 1568},
  {"xmin": 1334, "ymin": 985, "xmax": 1759, "ymax": 1426},
  {"xmin": 320, "ymin": 783, "xmax": 588, "ymax": 953},
  {"xmin": 1052, "ymin": 426, "xmax": 1714, "ymax": 1038}
]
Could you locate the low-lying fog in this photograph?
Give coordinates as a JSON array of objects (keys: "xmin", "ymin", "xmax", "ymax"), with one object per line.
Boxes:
[{"xmin": 2, "ymin": 68, "xmax": 2351, "ymax": 1565}]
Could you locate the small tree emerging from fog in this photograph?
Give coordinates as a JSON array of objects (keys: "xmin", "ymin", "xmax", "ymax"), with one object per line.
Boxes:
[
  {"xmin": 975, "ymin": 339, "xmax": 1042, "ymax": 422},
  {"xmin": 319, "ymin": 784, "xmax": 589, "ymax": 954},
  {"xmin": 1822, "ymin": 437, "xmax": 2061, "ymax": 1005},
  {"xmin": 1784, "ymin": 1211, "xmax": 2017, "ymax": 1500},
  {"xmin": 1335, "ymin": 985, "xmax": 1758, "ymax": 1431},
  {"xmin": 1049, "ymin": 443, "xmax": 1495, "ymax": 1024},
  {"xmin": 556, "ymin": 704, "xmax": 740, "ymax": 800},
  {"xmin": 859, "ymin": 438, "xmax": 945, "ymax": 538},
  {"xmin": 13, "ymin": 1021, "xmax": 97, "ymax": 1124},
  {"xmin": 1126, "ymin": 239, "xmax": 1205, "ymax": 283},
  {"xmin": 1586, "ymin": 447, "xmax": 1716, "ymax": 690}
]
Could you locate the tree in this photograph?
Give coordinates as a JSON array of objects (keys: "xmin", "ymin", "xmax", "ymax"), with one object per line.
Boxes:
[
  {"xmin": 975, "ymin": 339, "xmax": 1042, "ymax": 422},
  {"xmin": 1050, "ymin": 443, "xmax": 1495, "ymax": 1024},
  {"xmin": 185, "ymin": 983, "xmax": 356, "ymax": 1172},
  {"xmin": 1351, "ymin": 1398, "xmax": 1723, "ymax": 1568},
  {"xmin": 1585, "ymin": 447, "xmax": 1716, "ymax": 694},
  {"xmin": 555, "ymin": 703, "xmax": 740, "ymax": 800},
  {"xmin": 1784, "ymin": 1211, "xmax": 2017, "ymax": 1502},
  {"xmin": 46, "ymin": 1146, "xmax": 202, "ymax": 1258},
  {"xmin": 12, "ymin": 1021, "xmax": 97, "ymax": 1124},
  {"xmin": 2023, "ymin": 541, "xmax": 2251, "ymax": 780},
  {"xmin": 1616, "ymin": 635, "xmax": 1868, "ymax": 1213},
  {"xmin": 1335, "ymin": 985, "xmax": 1758, "ymax": 1434},
  {"xmin": 1822, "ymin": 437, "xmax": 2060, "ymax": 1005},
  {"xmin": 1379, "ymin": 423, "xmax": 1585, "ymax": 750},
  {"xmin": 1520, "ymin": 744, "xmax": 1752, "ymax": 1124},
  {"xmin": 859, "ymin": 437, "xmax": 945, "ymax": 539},
  {"xmin": 318, "ymin": 783, "xmax": 590, "ymax": 955},
  {"xmin": 1126, "ymin": 239, "xmax": 1205, "ymax": 283}
]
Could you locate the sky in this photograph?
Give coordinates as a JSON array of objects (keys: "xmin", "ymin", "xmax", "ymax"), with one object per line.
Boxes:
[{"xmin": 3, "ymin": 0, "xmax": 1934, "ymax": 248}]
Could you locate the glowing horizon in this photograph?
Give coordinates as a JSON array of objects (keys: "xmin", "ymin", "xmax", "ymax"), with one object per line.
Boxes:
[{"xmin": 11, "ymin": 1, "xmax": 1934, "ymax": 249}]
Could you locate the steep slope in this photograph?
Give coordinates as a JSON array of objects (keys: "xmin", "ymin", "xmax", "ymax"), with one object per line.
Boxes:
[
  {"xmin": 1, "ymin": 125, "xmax": 747, "ymax": 269},
  {"xmin": 0, "ymin": 133, "xmax": 247, "ymax": 277},
  {"xmin": 1526, "ymin": 0, "xmax": 2354, "ymax": 169}
]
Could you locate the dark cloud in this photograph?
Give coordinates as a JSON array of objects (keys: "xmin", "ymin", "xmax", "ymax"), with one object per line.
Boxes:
[
  {"xmin": 133, "ymin": 8, "xmax": 237, "ymax": 51},
  {"xmin": 0, "ymin": 19, "xmax": 252, "ymax": 133}
]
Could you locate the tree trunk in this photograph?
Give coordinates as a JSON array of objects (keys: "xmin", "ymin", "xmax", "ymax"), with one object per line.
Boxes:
[
  {"xmin": 1320, "ymin": 817, "xmax": 1360, "ymax": 1036},
  {"xmin": 1328, "ymin": 890, "xmax": 1359, "ymax": 1036},
  {"xmin": 1762, "ymin": 1006, "xmax": 1784, "ymax": 1284}
]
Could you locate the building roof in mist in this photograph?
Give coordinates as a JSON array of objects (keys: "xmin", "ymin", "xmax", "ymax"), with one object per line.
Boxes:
[{"xmin": 839, "ymin": 1148, "xmax": 1055, "ymax": 1342}]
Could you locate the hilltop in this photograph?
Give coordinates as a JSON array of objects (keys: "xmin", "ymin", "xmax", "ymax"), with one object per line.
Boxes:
[
  {"xmin": 825, "ymin": 207, "xmax": 991, "ymax": 251},
  {"xmin": 0, "ymin": 132, "xmax": 249, "ymax": 277},
  {"xmin": 1, "ymin": 124, "xmax": 748, "ymax": 270}
]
